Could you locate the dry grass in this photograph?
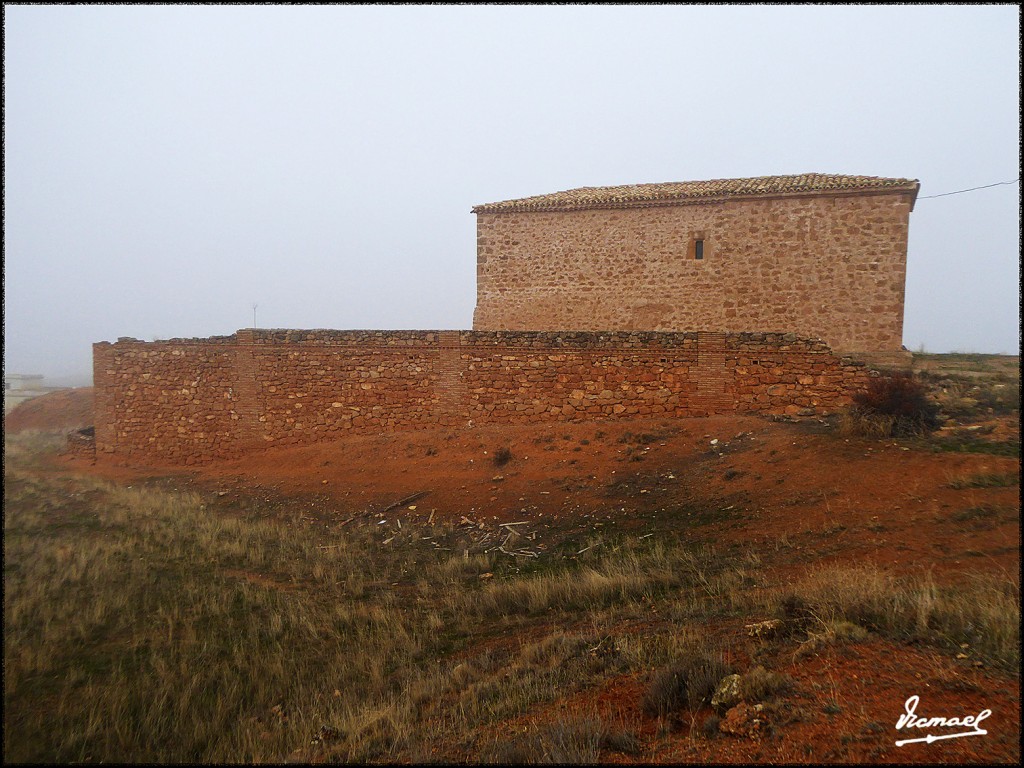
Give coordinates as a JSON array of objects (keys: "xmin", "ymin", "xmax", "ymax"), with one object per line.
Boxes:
[
  {"xmin": 738, "ymin": 665, "xmax": 794, "ymax": 702},
  {"xmin": 794, "ymin": 620, "xmax": 870, "ymax": 658},
  {"xmin": 1, "ymin": 431, "xmax": 732, "ymax": 762},
  {"xmin": 836, "ymin": 407, "xmax": 897, "ymax": 439},
  {"xmin": 919, "ymin": 370, "xmax": 1021, "ymax": 420},
  {"xmin": 4, "ymin": 430, "xmax": 1018, "ymax": 762},
  {"xmin": 949, "ymin": 504, "xmax": 1015, "ymax": 529},
  {"xmin": 838, "ymin": 361, "xmax": 1019, "ymax": 442},
  {"xmin": 946, "ymin": 471, "xmax": 1019, "ymax": 489},
  {"xmin": 4, "ymin": 440, "xmax": 437, "ymax": 761},
  {"xmin": 483, "ymin": 716, "xmax": 606, "ymax": 764},
  {"xmin": 765, "ymin": 565, "xmax": 1020, "ymax": 671}
]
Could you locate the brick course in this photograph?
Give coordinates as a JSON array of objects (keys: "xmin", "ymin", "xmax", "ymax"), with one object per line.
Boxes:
[{"xmin": 94, "ymin": 329, "xmax": 871, "ymax": 465}]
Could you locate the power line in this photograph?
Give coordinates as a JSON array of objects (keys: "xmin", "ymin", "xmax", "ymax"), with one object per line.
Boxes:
[{"xmin": 917, "ymin": 179, "xmax": 1019, "ymax": 199}]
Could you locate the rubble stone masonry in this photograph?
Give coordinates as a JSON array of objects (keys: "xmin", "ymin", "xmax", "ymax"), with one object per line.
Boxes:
[
  {"xmin": 473, "ymin": 191, "xmax": 914, "ymax": 354},
  {"xmin": 94, "ymin": 329, "xmax": 871, "ymax": 465}
]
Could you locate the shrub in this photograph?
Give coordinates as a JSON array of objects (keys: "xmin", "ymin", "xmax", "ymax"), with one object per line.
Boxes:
[
  {"xmin": 701, "ymin": 714, "xmax": 721, "ymax": 737},
  {"xmin": 849, "ymin": 372, "xmax": 940, "ymax": 437},
  {"xmin": 642, "ymin": 655, "xmax": 733, "ymax": 717},
  {"xmin": 775, "ymin": 593, "xmax": 816, "ymax": 637},
  {"xmin": 492, "ymin": 446, "xmax": 513, "ymax": 467},
  {"xmin": 600, "ymin": 728, "xmax": 641, "ymax": 755},
  {"xmin": 739, "ymin": 666, "xmax": 794, "ymax": 702},
  {"xmin": 484, "ymin": 717, "xmax": 604, "ymax": 764}
]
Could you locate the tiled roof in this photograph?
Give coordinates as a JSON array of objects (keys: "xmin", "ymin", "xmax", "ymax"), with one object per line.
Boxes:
[{"xmin": 472, "ymin": 174, "xmax": 920, "ymax": 213}]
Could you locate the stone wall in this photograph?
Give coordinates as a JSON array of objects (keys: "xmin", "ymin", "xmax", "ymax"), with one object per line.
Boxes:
[
  {"xmin": 94, "ymin": 329, "xmax": 871, "ymax": 466},
  {"xmin": 93, "ymin": 335, "xmax": 242, "ymax": 465},
  {"xmin": 473, "ymin": 191, "xmax": 914, "ymax": 354}
]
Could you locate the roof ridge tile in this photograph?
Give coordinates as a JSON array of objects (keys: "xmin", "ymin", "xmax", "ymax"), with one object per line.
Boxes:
[{"xmin": 472, "ymin": 174, "xmax": 920, "ymax": 213}]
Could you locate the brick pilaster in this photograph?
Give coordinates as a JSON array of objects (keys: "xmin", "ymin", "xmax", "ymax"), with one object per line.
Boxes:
[
  {"xmin": 92, "ymin": 342, "xmax": 116, "ymax": 457},
  {"xmin": 435, "ymin": 331, "xmax": 468, "ymax": 426},
  {"xmin": 692, "ymin": 332, "xmax": 734, "ymax": 414},
  {"xmin": 230, "ymin": 330, "xmax": 262, "ymax": 453}
]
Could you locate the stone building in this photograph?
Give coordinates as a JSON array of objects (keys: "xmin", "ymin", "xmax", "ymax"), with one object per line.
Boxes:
[{"xmin": 472, "ymin": 173, "xmax": 919, "ymax": 358}]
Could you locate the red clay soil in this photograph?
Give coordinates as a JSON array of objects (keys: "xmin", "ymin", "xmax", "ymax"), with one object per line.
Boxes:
[
  {"xmin": 473, "ymin": 636, "xmax": 1021, "ymax": 764},
  {"xmin": 38, "ymin": 395, "xmax": 1024, "ymax": 764},
  {"xmin": 5, "ymin": 387, "xmax": 94, "ymax": 433},
  {"xmin": 74, "ymin": 413, "xmax": 1020, "ymax": 581}
]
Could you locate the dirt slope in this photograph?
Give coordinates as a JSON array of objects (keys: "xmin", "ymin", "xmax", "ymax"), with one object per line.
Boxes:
[
  {"xmin": 4, "ymin": 387, "xmax": 93, "ymax": 433},
  {"xmin": 77, "ymin": 412, "xmax": 1019, "ymax": 581}
]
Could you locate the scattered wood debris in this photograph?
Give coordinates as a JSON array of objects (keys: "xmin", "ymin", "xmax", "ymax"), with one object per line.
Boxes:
[{"xmin": 377, "ymin": 491, "xmax": 431, "ymax": 515}]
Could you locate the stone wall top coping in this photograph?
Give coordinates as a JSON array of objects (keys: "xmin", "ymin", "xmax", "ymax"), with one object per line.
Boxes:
[
  {"xmin": 95, "ymin": 329, "xmax": 838, "ymax": 354},
  {"xmin": 96, "ymin": 331, "xmax": 835, "ymax": 354}
]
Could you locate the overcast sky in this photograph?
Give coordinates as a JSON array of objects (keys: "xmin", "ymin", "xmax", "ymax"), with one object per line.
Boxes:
[{"xmin": 4, "ymin": 5, "xmax": 1020, "ymax": 383}]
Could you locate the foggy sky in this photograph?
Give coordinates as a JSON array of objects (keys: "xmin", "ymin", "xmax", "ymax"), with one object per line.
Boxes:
[{"xmin": 4, "ymin": 5, "xmax": 1020, "ymax": 383}]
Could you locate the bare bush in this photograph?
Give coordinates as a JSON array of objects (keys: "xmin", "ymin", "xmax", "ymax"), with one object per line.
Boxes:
[
  {"xmin": 642, "ymin": 654, "xmax": 733, "ymax": 717},
  {"xmin": 847, "ymin": 371, "xmax": 940, "ymax": 437},
  {"xmin": 493, "ymin": 446, "xmax": 513, "ymax": 467}
]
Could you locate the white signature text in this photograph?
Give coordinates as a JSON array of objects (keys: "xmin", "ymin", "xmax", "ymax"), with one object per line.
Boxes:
[{"xmin": 895, "ymin": 695, "xmax": 991, "ymax": 746}]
